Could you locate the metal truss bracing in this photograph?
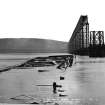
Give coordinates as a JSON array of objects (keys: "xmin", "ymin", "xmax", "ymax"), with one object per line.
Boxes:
[
  {"xmin": 69, "ymin": 15, "xmax": 89, "ymax": 54},
  {"xmin": 90, "ymin": 31, "xmax": 104, "ymax": 46},
  {"xmin": 69, "ymin": 15, "xmax": 105, "ymax": 56}
]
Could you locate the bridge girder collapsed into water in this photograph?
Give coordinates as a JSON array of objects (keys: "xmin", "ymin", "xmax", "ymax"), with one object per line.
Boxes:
[{"xmin": 68, "ymin": 15, "xmax": 105, "ymax": 57}]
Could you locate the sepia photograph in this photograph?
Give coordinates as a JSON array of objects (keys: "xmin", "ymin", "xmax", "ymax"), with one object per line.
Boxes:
[{"xmin": 0, "ymin": 0, "xmax": 105, "ymax": 104}]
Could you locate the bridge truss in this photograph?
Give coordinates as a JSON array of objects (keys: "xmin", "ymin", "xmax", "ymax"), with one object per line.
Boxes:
[{"xmin": 69, "ymin": 15, "xmax": 104, "ymax": 57}]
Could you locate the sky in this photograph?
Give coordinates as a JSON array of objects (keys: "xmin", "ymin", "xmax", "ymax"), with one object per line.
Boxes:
[{"xmin": 0, "ymin": 0, "xmax": 105, "ymax": 42}]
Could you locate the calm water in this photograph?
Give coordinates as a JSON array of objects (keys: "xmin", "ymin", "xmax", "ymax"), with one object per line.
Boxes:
[{"xmin": 0, "ymin": 53, "xmax": 105, "ymax": 105}]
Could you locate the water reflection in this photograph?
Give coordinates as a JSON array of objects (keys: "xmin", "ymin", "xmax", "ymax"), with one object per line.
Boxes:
[{"xmin": 0, "ymin": 55, "xmax": 105, "ymax": 104}]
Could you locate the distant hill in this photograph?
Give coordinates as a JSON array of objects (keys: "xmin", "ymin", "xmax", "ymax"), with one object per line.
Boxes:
[{"xmin": 0, "ymin": 38, "xmax": 68, "ymax": 53}]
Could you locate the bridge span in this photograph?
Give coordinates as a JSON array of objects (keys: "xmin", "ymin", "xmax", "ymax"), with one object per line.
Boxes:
[{"xmin": 68, "ymin": 15, "xmax": 105, "ymax": 57}]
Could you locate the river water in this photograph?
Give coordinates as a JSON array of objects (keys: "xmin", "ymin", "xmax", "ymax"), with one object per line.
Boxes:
[{"xmin": 0, "ymin": 53, "xmax": 105, "ymax": 105}]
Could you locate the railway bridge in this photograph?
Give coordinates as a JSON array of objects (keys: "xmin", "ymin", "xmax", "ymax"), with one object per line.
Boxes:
[{"xmin": 68, "ymin": 15, "xmax": 105, "ymax": 57}]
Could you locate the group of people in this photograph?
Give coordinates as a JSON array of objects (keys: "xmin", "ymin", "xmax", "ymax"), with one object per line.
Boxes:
[{"xmin": 57, "ymin": 55, "xmax": 74, "ymax": 70}]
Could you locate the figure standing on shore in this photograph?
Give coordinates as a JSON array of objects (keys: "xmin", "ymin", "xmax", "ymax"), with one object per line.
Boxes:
[
  {"xmin": 53, "ymin": 82, "xmax": 62, "ymax": 94},
  {"xmin": 53, "ymin": 82, "xmax": 57, "ymax": 94}
]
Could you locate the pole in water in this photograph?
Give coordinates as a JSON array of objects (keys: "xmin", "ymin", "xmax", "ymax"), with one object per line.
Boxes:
[{"xmin": 53, "ymin": 82, "xmax": 57, "ymax": 94}]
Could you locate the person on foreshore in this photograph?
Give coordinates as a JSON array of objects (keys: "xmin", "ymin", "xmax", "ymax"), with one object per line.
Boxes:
[
  {"xmin": 53, "ymin": 82, "xmax": 57, "ymax": 93},
  {"xmin": 53, "ymin": 82, "xmax": 62, "ymax": 94}
]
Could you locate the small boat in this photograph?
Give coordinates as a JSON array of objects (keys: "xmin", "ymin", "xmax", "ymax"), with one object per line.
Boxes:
[
  {"xmin": 60, "ymin": 76, "xmax": 65, "ymax": 80},
  {"xmin": 59, "ymin": 94, "xmax": 68, "ymax": 97},
  {"xmin": 30, "ymin": 101, "xmax": 39, "ymax": 104},
  {"xmin": 58, "ymin": 89, "xmax": 65, "ymax": 92},
  {"xmin": 38, "ymin": 70, "xmax": 49, "ymax": 72}
]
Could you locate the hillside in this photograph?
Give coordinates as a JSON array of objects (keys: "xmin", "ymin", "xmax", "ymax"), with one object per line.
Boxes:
[{"xmin": 0, "ymin": 38, "xmax": 68, "ymax": 53}]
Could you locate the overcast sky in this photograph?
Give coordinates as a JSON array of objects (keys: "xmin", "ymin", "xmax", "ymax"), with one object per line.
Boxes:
[{"xmin": 0, "ymin": 0, "xmax": 104, "ymax": 42}]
